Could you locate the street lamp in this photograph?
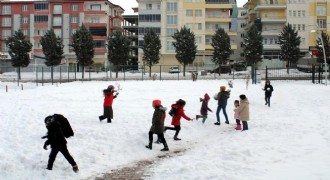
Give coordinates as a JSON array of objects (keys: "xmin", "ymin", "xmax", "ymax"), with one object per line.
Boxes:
[{"xmin": 311, "ymin": 29, "xmax": 327, "ymax": 86}]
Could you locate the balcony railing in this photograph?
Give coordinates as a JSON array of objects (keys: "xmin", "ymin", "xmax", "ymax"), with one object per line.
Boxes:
[{"xmin": 205, "ymin": 0, "xmax": 236, "ymax": 4}]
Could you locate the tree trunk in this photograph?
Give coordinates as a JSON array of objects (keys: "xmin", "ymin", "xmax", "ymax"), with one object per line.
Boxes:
[
  {"xmin": 183, "ymin": 63, "xmax": 186, "ymax": 77},
  {"xmin": 82, "ymin": 66, "xmax": 85, "ymax": 79},
  {"xmin": 17, "ymin": 67, "xmax": 21, "ymax": 80},
  {"xmin": 149, "ymin": 66, "xmax": 152, "ymax": 77},
  {"xmin": 51, "ymin": 66, "xmax": 54, "ymax": 84},
  {"xmin": 286, "ymin": 60, "xmax": 290, "ymax": 74}
]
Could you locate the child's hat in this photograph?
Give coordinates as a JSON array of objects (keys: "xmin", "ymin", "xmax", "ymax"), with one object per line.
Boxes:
[
  {"xmin": 152, "ymin": 99, "xmax": 161, "ymax": 106},
  {"xmin": 107, "ymin": 85, "xmax": 114, "ymax": 90}
]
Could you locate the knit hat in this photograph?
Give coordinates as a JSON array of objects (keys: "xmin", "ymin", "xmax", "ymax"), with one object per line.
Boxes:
[
  {"xmin": 107, "ymin": 85, "xmax": 115, "ymax": 90},
  {"xmin": 152, "ymin": 99, "xmax": 161, "ymax": 107},
  {"xmin": 239, "ymin": 94, "xmax": 247, "ymax": 100}
]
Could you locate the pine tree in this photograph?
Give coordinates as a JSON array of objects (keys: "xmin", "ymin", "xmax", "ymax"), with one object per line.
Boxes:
[
  {"xmin": 315, "ymin": 31, "xmax": 330, "ymax": 65},
  {"xmin": 71, "ymin": 24, "xmax": 95, "ymax": 79},
  {"xmin": 243, "ymin": 25, "xmax": 263, "ymax": 66},
  {"xmin": 142, "ymin": 30, "xmax": 161, "ymax": 77},
  {"xmin": 172, "ymin": 26, "xmax": 197, "ymax": 76},
  {"xmin": 279, "ymin": 23, "xmax": 301, "ymax": 73},
  {"xmin": 5, "ymin": 29, "xmax": 32, "ymax": 80},
  {"xmin": 211, "ymin": 28, "xmax": 233, "ymax": 73},
  {"xmin": 107, "ymin": 30, "xmax": 131, "ymax": 78},
  {"xmin": 40, "ymin": 29, "xmax": 64, "ymax": 83}
]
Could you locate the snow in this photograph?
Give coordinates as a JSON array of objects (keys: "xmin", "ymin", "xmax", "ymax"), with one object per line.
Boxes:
[{"xmin": 0, "ymin": 80, "xmax": 330, "ymax": 180}]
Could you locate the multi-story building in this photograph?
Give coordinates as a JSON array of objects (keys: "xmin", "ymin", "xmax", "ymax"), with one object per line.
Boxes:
[
  {"xmin": 122, "ymin": 14, "xmax": 139, "ymax": 67},
  {"xmin": 237, "ymin": 7, "xmax": 247, "ymax": 62},
  {"xmin": 137, "ymin": 0, "xmax": 238, "ymax": 72},
  {"xmin": 244, "ymin": 0, "xmax": 330, "ymax": 68},
  {"xmin": 0, "ymin": 0, "xmax": 124, "ymax": 71}
]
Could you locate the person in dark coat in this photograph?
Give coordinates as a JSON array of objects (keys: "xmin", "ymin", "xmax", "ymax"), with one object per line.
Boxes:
[
  {"xmin": 43, "ymin": 116, "xmax": 79, "ymax": 172},
  {"xmin": 214, "ymin": 86, "xmax": 230, "ymax": 125},
  {"xmin": 164, "ymin": 99, "xmax": 193, "ymax": 141},
  {"xmin": 263, "ymin": 80, "xmax": 274, "ymax": 107},
  {"xmin": 196, "ymin": 93, "xmax": 213, "ymax": 124},
  {"xmin": 145, "ymin": 100, "xmax": 169, "ymax": 151},
  {"xmin": 99, "ymin": 85, "xmax": 119, "ymax": 123}
]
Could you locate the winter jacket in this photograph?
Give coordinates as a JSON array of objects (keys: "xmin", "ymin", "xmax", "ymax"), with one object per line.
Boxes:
[
  {"xmin": 150, "ymin": 106, "xmax": 167, "ymax": 134},
  {"xmin": 171, "ymin": 104, "xmax": 192, "ymax": 126},
  {"xmin": 234, "ymin": 106, "xmax": 240, "ymax": 119},
  {"xmin": 103, "ymin": 91, "xmax": 117, "ymax": 107},
  {"xmin": 44, "ymin": 121, "xmax": 67, "ymax": 148},
  {"xmin": 216, "ymin": 91, "xmax": 230, "ymax": 106},
  {"xmin": 234, "ymin": 99, "xmax": 249, "ymax": 121},
  {"xmin": 200, "ymin": 94, "xmax": 212, "ymax": 115},
  {"xmin": 264, "ymin": 84, "xmax": 274, "ymax": 97}
]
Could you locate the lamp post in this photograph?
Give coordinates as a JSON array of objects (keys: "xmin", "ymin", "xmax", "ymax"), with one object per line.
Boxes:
[{"xmin": 311, "ymin": 29, "xmax": 327, "ymax": 86}]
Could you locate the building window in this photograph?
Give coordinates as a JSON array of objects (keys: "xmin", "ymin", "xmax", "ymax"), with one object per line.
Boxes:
[
  {"xmin": 139, "ymin": 14, "xmax": 161, "ymax": 22},
  {"xmin": 91, "ymin": 17, "xmax": 100, "ymax": 23},
  {"xmin": 72, "ymin": 29, "xmax": 77, "ymax": 34},
  {"xmin": 53, "ymin": 17, "xmax": 62, "ymax": 26},
  {"xmin": 166, "ymin": 41, "xmax": 175, "ymax": 51},
  {"xmin": 157, "ymin": 4, "xmax": 161, "ymax": 10},
  {"xmin": 35, "ymin": 29, "xmax": 48, "ymax": 36},
  {"xmin": 34, "ymin": 15, "xmax": 48, "ymax": 23},
  {"xmin": 289, "ymin": 10, "xmax": 292, "ymax": 17},
  {"xmin": 90, "ymin": 4, "xmax": 101, "ymax": 11},
  {"xmin": 54, "ymin": 29, "xmax": 62, "ymax": 38},
  {"xmin": 53, "ymin": 5, "xmax": 62, "ymax": 14},
  {"xmin": 293, "ymin": 24, "xmax": 296, "ymax": 30},
  {"xmin": 71, "ymin": 16, "xmax": 78, "ymax": 23},
  {"xmin": 22, "ymin": 29, "xmax": 28, "ymax": 36},
  {"xmin": 297, "ymin": 10, "xmax": 301, "ymax": 17},
  {"xmin": 297, "ymin": 24, "xmax": 301, "ymax": 31},
  {"xmin": 167, "ymin": 2, "xmax": 177, "ymax": 12},
  {"xmin": 34, "ymin": 41, "xmax": 41, "ymax": 48},
  {"xmin": 293, "ymin": 11, "xmax": 296, "ymax": 17},
  {"xmin": 166, "ymin": 28, "xmax": 177, "ymax": 36},
  {"xmin": 2, "ymin": 30, "xmax": 12, "ymax": 38},
  {"xmin": 195, "ymin": 36, "xmax": 202, "ymax": 44},
  {"xmin": 186, "ymin": 23, "xmax": 193, "ymax": 29},
  {"xmin": 71, "ymin": 4, "xmax": 78, "ymax": 11},
  {"xmin": 317, "ymin": 6, "xmax": 326, "ymax": 16},
  {"xmin": 146, "ymin": 4, "xmax": 152, "ymax": 10},
  {"xmin": 167, "ymin": 15, "xmax": 177, "ymax": 25},
  {"xmin": 196, "ymin": 23, "xmax": 202, "ymax": 30},
  {"xmin": 264, "ymin": 38, "xmax": 268, "ymax": 44},
  {"xmin": 195, "ymin": 10, "xmax": 202, "ymax": 17},
  {"xmin": 22, "ymin": 4, "xmax": 29, "ymax": 11},
  {"xmin": 2, "ymin": 5, "xmax": 11, "ymax": 14},
  {"xmin": 94, "ymin": 40, "xmax": 105, "ymax": 48},
  {"xmin": 186, "ymin": 10, "xmax": 193, "ymax": 17},
  {"xmin": 317, "ymin": 19, "xmax": 326, "ymax": 28},
  {"xmin": 23, "ymin": 17, "xmax": 29, "ymax": 24},
  {"xmin": 34, "ymin": 3, "xmax": 49, "ymax": 11},
  {"xmin": 302, "ymin": 24, "xmax": 305, "ymax": 31},
  {"xmin": 2, "ymin": 17, "xmax": 12, "ymax": 27},
  {"xmin": 302, "ymin": 10, "xmax": 305, "ymax": 17}
]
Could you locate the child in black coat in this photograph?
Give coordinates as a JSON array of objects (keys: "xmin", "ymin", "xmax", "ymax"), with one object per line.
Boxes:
[{"xmin": 43, "ymin": 115, "xmax": 79, "ymax": 172}]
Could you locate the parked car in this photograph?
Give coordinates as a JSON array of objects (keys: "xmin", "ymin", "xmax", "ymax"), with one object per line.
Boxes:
[
  {"xmin": 168, "ymin": 66, "xmax": 180, "ymax": 73},
  {"xmin": 231, "ymin": 63, "xmax": 246, "ymax": 71},
  {"xmin": 209, "ymin": 66, "xmax": 231, "ymax": 74}
]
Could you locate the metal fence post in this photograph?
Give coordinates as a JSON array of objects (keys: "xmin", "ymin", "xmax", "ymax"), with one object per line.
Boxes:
[
  {"xmin": 266, "ymin": 66, "xmax": 268, "ymax": 81},
  {"xmin": 36, "ymin": 67, "xmax": 38, "ymax": 86},
  {"xmin": 60, "ymin": 66, "xmax": 62, "ymax": 84},
  {"xmin": 42, "ymin": 67, "xmax": 44, "ymax": 86},
  {"xmin": 312, "ymin": 65, "xmax": 315, "ymax": 84},
  {"xmin": 160, "ymin": 65, "xmax": 162, "ymax": 80}
]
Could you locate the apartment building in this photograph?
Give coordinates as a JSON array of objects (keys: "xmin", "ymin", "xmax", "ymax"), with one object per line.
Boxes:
[
  {"xmin": 237, "ymin": 7, "xmax": 247, "ymax": 62},
  {"xmin": 244, "ymin": 0, "xmax": 330, "ymax": 68},
  {"xmin": 0, "ymin": 0, "xmax": 124, "ymax": 71},
  {"xmin": 122, "ymin": 14, "xmax": 138, "ymax": 67},
  {"xmin": 137, "ymin": 0, "xmax": 238, "ymax": 72}
]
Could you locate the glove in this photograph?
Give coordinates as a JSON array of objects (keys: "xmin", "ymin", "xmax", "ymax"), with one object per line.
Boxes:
[
  {"xmin": 43, "ymin": 144, "xmax": 48, "ymax": 150},
  {"xmin": 116, "ymin": 92, "xmax": 119, "ymax": 96}
]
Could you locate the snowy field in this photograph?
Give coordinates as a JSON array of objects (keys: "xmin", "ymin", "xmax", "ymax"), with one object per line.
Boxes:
[{"xmin": 0, "ymin": 79, "xmax": 330, "ymax": 180}]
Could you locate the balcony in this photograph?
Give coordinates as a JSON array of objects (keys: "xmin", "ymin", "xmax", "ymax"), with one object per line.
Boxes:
[
  {"xmin": 260, "ymin": 16, "xmax": 286, "ymax": 23},
  {"xmin": 255, "ymin": 3, "xmax": 286, "ymax": 10},
  {"xmin": 84, "ymin": 9, "xmax": 106, "ymax": 15},
  {"xmin": 205, "ymin": 0, "xmax": 236, "ymax": 4},
  {"xmin": 205, "ymin": 17, "xmax": 231, "ymax": 23}
]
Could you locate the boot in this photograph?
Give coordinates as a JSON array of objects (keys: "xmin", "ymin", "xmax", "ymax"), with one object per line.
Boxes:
[
  {"xmin": 214, "ymin": 122, "xmax": 220, "ymax": 125},
  {"xmin": 99, "ymin": 116, "xmax": 104, "ymax": 122},
  {"xmin": 72, "ymin": 165, "xmax": 79, "ymax": 173},
  {"xmin": 235, "ymin": 124, "xmax": 242, "ymax": 130},
  {"xmin": 107, "ymin": 118, "xmax": 112, "ymax": 123},
  {"xmin": 161, "ymin": 142, "xmax": 169, "ymax": 151},
  {"xmin": 145, "ymin": 142, "xmax": 152, "ymax": 150},
  {"xmin": 174, "ymin": 136, "xmax": 181, "ymax": 141},
  {"xmin": 196, "ymin": 115, "xmax": 201, "ymax": 120},
  {"xmin": 225, "ymin": 120, "xmax": 229, "ymax": 124}
]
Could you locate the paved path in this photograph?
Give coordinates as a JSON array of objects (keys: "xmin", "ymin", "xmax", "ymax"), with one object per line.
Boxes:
[{"xmin": 94, "ymin": 149, "xmax": 187, "ymax": 180}]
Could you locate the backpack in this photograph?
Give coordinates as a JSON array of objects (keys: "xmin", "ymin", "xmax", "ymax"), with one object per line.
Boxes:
[
  {"xmin": 168, "ymin": 107, "xmax": 177, "ymax": 117},
  {"xmin": 53, "ymin": 114, "xmax": 74, "ymax": 138}
]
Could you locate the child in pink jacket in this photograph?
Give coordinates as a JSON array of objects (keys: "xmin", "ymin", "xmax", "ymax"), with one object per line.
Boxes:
[{"xmin": 234, "ymin": 100, "xmax": 241, "ymax": 130}]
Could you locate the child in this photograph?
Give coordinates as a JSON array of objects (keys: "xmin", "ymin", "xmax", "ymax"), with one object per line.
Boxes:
[
  {"xmin": 234, "ymin": 95, "xmax": 250, "ymax": 131},
  {"xmin": 145, "ymin": 100, "xmax": 169, "ymax": 151},
  {"xmin": 99, "ymin": 85, "xmax": 119, "ymax": 123},
  {"xmin": 196, "ymin": 93, "xmax": 212, "ymax": 124},
  {"xmin": 214, "ymin": 86, "xmax": 230, "ymax": 125},
  {"xmin": 43, "ymin": 115, "xmax": 79, "ymax": 172},
  {"xmin": 164, "ymin": 99, "xmax": 193, "ymax": 140},
  {"xmin": 263, "ymin": 80, "xmax": 274, "ymax": 107},
  {"xmin": 234, "ymin": 100, "xmax": 241, "ymax": 130}
]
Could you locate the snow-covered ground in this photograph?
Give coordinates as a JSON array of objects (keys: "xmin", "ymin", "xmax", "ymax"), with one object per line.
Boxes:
[{"xmin": 0, "ymin": 80, "xmax": 329, "ymax": 180}]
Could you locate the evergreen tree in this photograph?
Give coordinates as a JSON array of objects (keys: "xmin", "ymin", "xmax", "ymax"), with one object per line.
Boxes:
[
  {"xmin": 172, "ymin": 26, "xmax": 197, "ymax": 76},
  {"xmin": 211, "ymin": 28, "xmax": 233, "ymax": 73},
  {"xmin": 142, "ymin": 30, "xmax": 161, "ymax": 77},
  {"xmin": 71, "ymin": 24, "xmax": 95, "ymax": 79},
  {"xmin": 243, "ymin": 25, "xmax": 263, "ymax": 66},
  {"xmin": 107, "ymin": 30, "xmax": 131, "ymax": 78},
  {"xmin": 5, "ymin": 29, "xmax": 32, "ymax": 80},
  {"xmin": 40, "ymin": 29, "xmax": 64, "ymax": 82},
  {"xmin": 315, "ymin": 31, "xmax": 330, "ymax": 65},
  {"xmin": 279, "ymin": 23, "xmax": 301, "ymax": 73}
]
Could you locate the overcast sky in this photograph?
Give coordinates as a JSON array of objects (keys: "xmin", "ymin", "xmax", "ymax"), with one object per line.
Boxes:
[{"xmin": 112, "ymin": 0, "xmax": 248, "ymax": 15}]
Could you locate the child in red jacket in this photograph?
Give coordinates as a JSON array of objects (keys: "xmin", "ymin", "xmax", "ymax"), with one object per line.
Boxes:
[
  {"xmin": 164, "ymin": 99, "xmax": 193, "ymax": 140},
  {"xmin": 99, "ymin": 85, "xmax": 118, "ymax": 123}
]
